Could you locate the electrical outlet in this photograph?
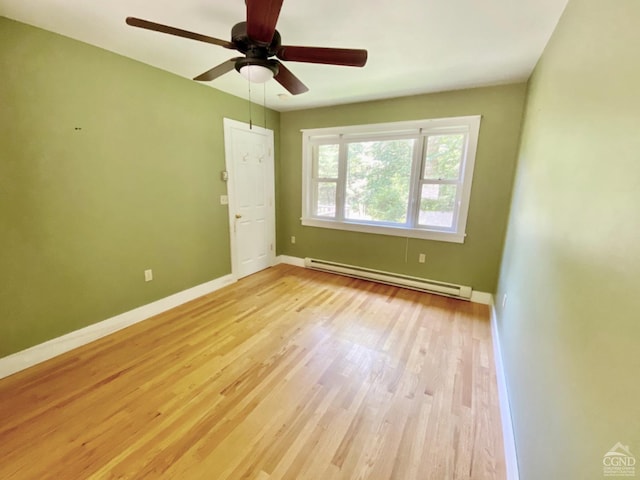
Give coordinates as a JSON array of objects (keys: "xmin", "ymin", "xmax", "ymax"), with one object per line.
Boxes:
[
  {"xmin": 144, "ymin": 269, "xmax": 153, "ymax": 282},
  {"xmin": 220, "ymin": 195, "xmax": 228, "ymax": 205},
  {"xmin": 291, "ymin": 236, "xmax": 296, "ymax": 244},
  {"xmin": 418, "ymin": 253, "xmax": 426, "ymax": 263}
]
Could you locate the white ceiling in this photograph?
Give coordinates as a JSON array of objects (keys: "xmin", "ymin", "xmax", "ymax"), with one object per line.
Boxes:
[{"xmin": 0, "ymin": 0, "xmax": 568, "ymax": 112}]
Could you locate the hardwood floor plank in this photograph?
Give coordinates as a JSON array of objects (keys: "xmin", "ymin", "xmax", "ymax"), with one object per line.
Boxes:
[{"xmin": 0, "ymin": 264, "xmax": 505, "ymax": 479}]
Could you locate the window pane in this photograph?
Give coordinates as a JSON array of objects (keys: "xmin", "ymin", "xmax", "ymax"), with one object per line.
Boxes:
[
  {"xmin": 315, "ymin": 182, "xmax": 336, "ymax": 217},
  {"xmin": 345, "ymin": 139, "xmax": 414, "ymax": 223},
  {"xmin": 419, "ymin": 184, "xmax": 457, "ymax": 228},
  {"xmin": 423, "ymin": 134, "xmax": 465, "ymax": 180},
  {"xmin": 316, "ymin": 144, "xmax": 339, "ymax": 178}
]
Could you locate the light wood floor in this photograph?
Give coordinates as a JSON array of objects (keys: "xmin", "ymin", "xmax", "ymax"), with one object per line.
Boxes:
[{"xmin": 0, "ymin": 264, "xmax": 505, "ymax": 479}]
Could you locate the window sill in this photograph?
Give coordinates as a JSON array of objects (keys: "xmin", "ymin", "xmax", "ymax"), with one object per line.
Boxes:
[{"xmin": 301, "ymin": 218, "xmax": 466, "ymax": 243}]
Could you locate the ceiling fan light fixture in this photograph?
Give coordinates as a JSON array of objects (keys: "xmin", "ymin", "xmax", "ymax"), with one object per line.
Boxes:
[{"xmin": 239, "ymin": 64, "xmax": 275, "ymax": 83}]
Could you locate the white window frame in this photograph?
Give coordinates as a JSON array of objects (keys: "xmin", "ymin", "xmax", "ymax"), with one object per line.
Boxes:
[{"xmin": 301, "ymin": 115, "xmax": 481, "ymax": 243}]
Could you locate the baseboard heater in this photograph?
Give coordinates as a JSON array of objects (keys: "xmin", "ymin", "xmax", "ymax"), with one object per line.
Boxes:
[{"xmin": 304, "ymin": 258, "xmax": 472, "ymax": 300}]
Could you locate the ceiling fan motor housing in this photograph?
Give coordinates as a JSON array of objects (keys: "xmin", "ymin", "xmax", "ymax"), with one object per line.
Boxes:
[
  {"xmin": 231, "ymin": 22, "xmax": 281, "ymax": 56},
  {"xmin": 231, "ymin": 21, "xmax": 281, "ymax": 77}
]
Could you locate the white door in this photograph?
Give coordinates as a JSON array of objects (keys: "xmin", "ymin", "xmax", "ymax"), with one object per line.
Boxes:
[{"xmin": 223, "ymin": 118, "xmax": 275, "ymax": 279}]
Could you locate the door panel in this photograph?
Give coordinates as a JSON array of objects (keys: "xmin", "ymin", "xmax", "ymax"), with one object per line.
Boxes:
[{"xmin": 223, "ymin": 119, "xmax": 275, "ymax": 279}]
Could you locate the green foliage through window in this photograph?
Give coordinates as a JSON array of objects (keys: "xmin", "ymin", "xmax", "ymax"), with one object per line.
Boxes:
[
  {"xmin": 424, "ymin": 134, "xmax": 464, "ymax": 180},
  {"xmin": 317, "ymin": 144, "xmax": 339, "ymax": 178},
  {"xmin": 345, "ymin": 140, "xmax": 414, "ymax": 223}
]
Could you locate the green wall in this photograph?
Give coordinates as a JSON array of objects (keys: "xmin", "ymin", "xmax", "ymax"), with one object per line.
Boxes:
[
  {"xmin": 495, "ymin": 0, "xmax": 640, "ymax": 478},
  {"xmin": 278, "ymin": 84, "xmax": 526, "ymax": 292},
  {"xmin": 0, "ymin": 17, "xmax": 279, "ymax": 357}
]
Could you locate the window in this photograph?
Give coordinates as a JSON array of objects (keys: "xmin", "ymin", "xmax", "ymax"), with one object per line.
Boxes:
[{"xmin": 301, "ymin": 115, "xmax": 481, "ymax": 243}]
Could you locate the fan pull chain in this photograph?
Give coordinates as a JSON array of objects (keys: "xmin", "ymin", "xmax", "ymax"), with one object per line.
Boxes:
[{"xmin": 248, "ymin": 72, "xmax": 253, "ymax": 130}]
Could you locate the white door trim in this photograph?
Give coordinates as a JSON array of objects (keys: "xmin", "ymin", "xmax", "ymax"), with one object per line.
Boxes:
[{"xmin": 223, "ymin": 118, "xmax": 276, "ymax": 279}]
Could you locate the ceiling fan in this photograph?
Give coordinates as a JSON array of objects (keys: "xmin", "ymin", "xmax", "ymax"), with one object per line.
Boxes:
[{"xmin": 125, "ymin": 0, "xmax": 368, "ymax": 95}]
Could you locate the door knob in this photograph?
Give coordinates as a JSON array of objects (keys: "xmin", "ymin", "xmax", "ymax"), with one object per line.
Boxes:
[{"xmin": 235, "ymin": 214, "xmax": 242, "ymax": 219}]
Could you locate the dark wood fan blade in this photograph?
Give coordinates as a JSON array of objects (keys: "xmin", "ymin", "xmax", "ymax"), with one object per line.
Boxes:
[
  {"xmin": 277, "ymin": 46, "xmax": 368, "ymax": 67},
  {"xmin": 274, "ymin": 61, "xmax": 308, "ymax": 95},
  {"xmin": 193, "ymin": 58, "xmax": 240, "ymax": 81},
  {"xmin": 126, "ymin": 17, "xmax": 235, "ymax": 49},
  {"xmin": 246, "ymin": 0, "xmax": 283, "ymax": 44}
]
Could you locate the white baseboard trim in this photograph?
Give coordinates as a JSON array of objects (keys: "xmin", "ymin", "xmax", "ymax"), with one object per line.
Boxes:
[
  {"xmin": 276, "ymin": 255, "xmax": 492, "ymax": 305},
  {"xmin": 276, "ymin": 255, "xmax": 305, "ymax": 267},
  {"xmin": 0, "ymin": 274, "xmax": 236, "ymax": 380},
  {"xmin": 490, "ymin": 303, "xmax": 520, "ymax": 480},
  {"xmin": 470, "ymin": 290, "xmax": 492, "ymax": 305}
]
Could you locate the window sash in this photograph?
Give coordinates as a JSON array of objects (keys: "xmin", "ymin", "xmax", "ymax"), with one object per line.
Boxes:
[{"xmin": 302, "ymin": 116, "xmax": 481, "ymax": 243}]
